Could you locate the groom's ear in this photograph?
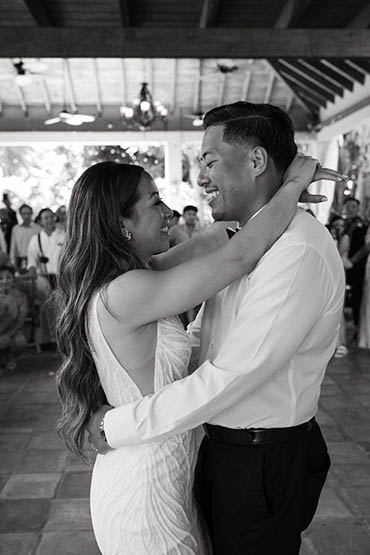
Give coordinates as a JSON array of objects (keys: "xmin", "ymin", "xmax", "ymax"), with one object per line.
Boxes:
[{"xmin": 250, "ymin": 146, "xmax": 268, "ymax": 177}]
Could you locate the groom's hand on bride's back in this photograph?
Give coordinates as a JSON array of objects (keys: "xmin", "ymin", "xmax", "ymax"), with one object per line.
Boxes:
[{"xmin": 87, "ymin": 404, "xmax": 113, "ymax": 455}]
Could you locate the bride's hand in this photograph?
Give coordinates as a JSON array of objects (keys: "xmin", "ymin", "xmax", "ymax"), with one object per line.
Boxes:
[{"xmin": 283, "ymin": 153, "xmax": 347, "ymax": 204}]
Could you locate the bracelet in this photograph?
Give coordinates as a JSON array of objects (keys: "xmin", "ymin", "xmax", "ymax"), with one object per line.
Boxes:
[{"xmin": 99, "ymin": 414, "xmax": 108, "ymax": 444}]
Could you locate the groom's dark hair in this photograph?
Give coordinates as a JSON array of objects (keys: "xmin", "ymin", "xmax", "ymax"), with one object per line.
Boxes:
[{"xmin": 203, "ymin": 101, "xmax": 297, "ymax": 173}]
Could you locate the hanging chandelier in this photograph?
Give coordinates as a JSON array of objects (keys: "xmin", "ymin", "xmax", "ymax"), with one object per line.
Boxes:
[{"xmin": 120, "ymin": 82, "xmax": 168, "ymax": 130}]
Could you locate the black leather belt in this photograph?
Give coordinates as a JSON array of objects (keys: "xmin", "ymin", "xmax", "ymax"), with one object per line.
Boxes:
[{"xmin": 203, "ymin": 418, "xmax": 315, "ymax": 446}]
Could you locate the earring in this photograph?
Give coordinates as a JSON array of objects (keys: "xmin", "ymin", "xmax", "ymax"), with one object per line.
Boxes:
[{"xmin": 124, "ymin": 229, "xmax": 132, "ymax": 241}]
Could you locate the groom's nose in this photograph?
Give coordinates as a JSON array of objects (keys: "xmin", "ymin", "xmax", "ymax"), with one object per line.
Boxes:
[{"xmin": 197, "ymin": 167, "xmax": 210, "ymax": 188}]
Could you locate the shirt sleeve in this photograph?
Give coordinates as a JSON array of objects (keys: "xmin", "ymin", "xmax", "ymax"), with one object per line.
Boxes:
[
  {"xmin": 27, "ymin": 235, "xmax": 38, "ymax": 269},
  {"xmin": 9, "ymin": 228, "xmax": 17, "ymax": 263},
  {"xmin": 104, "ymin": 243, "xmax": 333, "ymax": 448}
]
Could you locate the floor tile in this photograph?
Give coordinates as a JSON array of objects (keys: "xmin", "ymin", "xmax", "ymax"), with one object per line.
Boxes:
[
  {"xmin": 0, "ymin": 533, "xmax": 37, "ymax": 555},
  {"xmin": 35, "ymin": 531, "xmax": 100, "ymax": 555},
  {"xmin": 0, "ymin": 473, "xmax": 61, "ymax": 499},
  {"xmin": 0, "ymin": 499, "xmax": 51, "ymax": 532},
  {"xmin": 314, "ymin": 486, "xmax": 352, "ymax": 519},
  {"xmin": 45, "ymin": 499, "xmax": 93, "ymax": 531},
  {"xmin": 15, "ymin": 449, "xmax": 68, "ymax": 473},
  {"xmin": 0, "ymin": 450, "xmax": 24, "ymax": 476},
  {"xmin": 306, "ymin": 519, "xmax": 370, "ymax": 555},
  {"xmin": 27, "ymin": 432, "xmax": 65, "ymax": 450},
  {"xmin": 55, "ymin": 471, "xmax": 91, "ymax": 499},
  {"xmin": 326, "ymin": 441, "xmax": 370, "ymax": 464}
]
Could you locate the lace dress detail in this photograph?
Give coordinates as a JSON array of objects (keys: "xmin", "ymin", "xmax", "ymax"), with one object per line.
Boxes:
[{"xmin": 87, "ymin": 292, "xmax": 209, "ymax": 555}]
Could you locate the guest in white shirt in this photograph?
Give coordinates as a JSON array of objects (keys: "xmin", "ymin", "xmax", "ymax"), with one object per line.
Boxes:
[
  {"xmin": 10, "ymin": 204, "xmax": 40, "ymax": 271},
  {"xmin": 27, "ymin": 208, "xmax": 64, "ymax": 347}
]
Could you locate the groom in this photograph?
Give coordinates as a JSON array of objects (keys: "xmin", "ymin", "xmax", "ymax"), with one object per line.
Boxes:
[{"xmin": 88, "ymin": 102, "xmax": 345, "ymax": 554}]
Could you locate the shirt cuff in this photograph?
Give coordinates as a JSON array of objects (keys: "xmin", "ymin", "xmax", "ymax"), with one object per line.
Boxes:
[{"xmin": 104, "ymin": 403, "xmax": 140, "ymax": 448}]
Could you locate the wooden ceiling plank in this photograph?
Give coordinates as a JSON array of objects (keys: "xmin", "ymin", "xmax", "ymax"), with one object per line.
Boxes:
[
  {"xmin": 267, "ymin": 60, "xmax": 313, "ymax": 114},
  {"xmin": 241, "ymin": 70, "xmax": 252, "ymax": 101},
  {"xmin": 348, "ymin": 3, "xmax": 370, "ymax": 28},
  {"xmin": 65, "ymin": 59, "xmax": 77, "ymax": 112},
  {"xmin": 121, "ymin": 59, "xmax": 127, "ymax": 105},
  {"xmin": 264, "ymin": 73, "xmax": 275, "ymax": 103},
  {"xmin": 296, "ymin": 91, "xmax": 321, "ymax": 113},
  {"xmin": 279, "ymin": 71, "xmax": 327, "ymax": 107},
  {"xmin": 170, "ymin": 59, "xmax": 177, "ymax": 115},
  {"xmin": 117, "ymin": 0, "xmax": 131, "ymax": 27},
  {"xmin": 40, "ymin": 76, "xmax": 51, "ymax": 114},
  {"xmin": 217, "ymin": 72, "xmax": 226, "ymax": 106},
  {"xmin": 274, "ymin": 0, "xmax": 312, "ymax": 29},
  {"xmin": 199, "ymin": 0, "xmax": 220, "ymax": 28},
  {"xmin": 285, "ymin": 90, "xmax": 294, "ymax": 112},
  {"xmin": 14, "ymin": 84, "xmax": 28, "ymax": 116},
  {"xmin": 3, "ymin": 28, "xmax": 370, "ymax": 58},
  {"xmin": 323, "ymin": 59, "xmax": 365, "ymax": 84},
  {"xmin": 193, "ymin": 60, "xmax": 202, "ymax": 113},
  {"xmin": 22, "ymin": 0, "xmax": 52, "ymax": 26},
  {"xmin": 280, "ymin": 58, "xmax": 344, "ymax": 96},
  {"xmin": 93, "ymin": 59, "xmax": 103, "ymax": 116},
  {"xmin": 274, "ymin": 61, "xmax": 335, "ymax": 102},
  {"xmin": 298, "ymin": 59, "xmax": 354, "ymax": 92}
]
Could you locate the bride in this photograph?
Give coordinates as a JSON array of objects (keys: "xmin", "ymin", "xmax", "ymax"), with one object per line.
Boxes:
[{"xmin": 56, "ymin": 157, "xmax": 335, "ymax": 554}]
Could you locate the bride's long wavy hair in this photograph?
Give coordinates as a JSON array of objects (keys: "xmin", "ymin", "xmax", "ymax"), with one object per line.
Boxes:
[{"xmin": 56, "ymin": 162, "xmax": 146, "ymax": 458}]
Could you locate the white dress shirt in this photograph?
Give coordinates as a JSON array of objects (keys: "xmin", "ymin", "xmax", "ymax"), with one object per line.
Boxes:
[
  {"xmin": 27, "ymin": 228, "xmax": 65, "ymax": 274},
  {"xmin": 105, "ymin": 208, "xmax": 345, "ymax": 447},
  {"xmin": 10, "ymin": 222, "xmax": 41, "ymax": 263}
]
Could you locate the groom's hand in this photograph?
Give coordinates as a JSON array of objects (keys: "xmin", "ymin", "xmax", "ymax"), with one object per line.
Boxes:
[{"xmin": 87, "ymin": 404, "xmax": 113, "ymax": 455}]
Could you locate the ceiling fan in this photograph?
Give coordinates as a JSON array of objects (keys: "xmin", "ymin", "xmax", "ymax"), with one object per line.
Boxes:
[
  {"xmin": 44, "ymin": 59, "xmax": 95, "ymax": 126},
  {"xmin": 0, "ymin": 58, "xmax": 47, "ymax": 87},
  {"xmin": 44, "ymin": 110, "xmax": 95, "ymax": 126}
]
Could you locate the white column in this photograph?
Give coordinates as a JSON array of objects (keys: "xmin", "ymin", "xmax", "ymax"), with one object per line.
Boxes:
[{"xmin": 164, "ymin": 132, "xmax": 183, "ymax": 210}]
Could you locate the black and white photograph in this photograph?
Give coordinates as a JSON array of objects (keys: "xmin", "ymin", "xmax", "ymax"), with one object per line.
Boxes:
[{"xmin": 0, "ymin": 1, "xmax": 370, "ymax": 554}]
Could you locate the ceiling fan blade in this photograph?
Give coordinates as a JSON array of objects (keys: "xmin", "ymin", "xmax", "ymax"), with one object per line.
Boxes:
[
  {"xmin": 74, "ymin": 114, "xmax": 95, "ymax": 123},
  {"xmin": 64, "ymin": 118, "xmax": 84, "ymax": 126},
  {"xmin": 44, "ymin": 117, "xmax": 62, "ymax": 125}
]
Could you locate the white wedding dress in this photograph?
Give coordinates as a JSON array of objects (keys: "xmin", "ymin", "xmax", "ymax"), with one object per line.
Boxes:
[{"xmin": 87, "ymin": 292, "xmax": 210, "ymax": 555}]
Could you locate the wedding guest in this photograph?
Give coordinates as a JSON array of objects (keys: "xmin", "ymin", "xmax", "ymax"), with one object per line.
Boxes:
[
  {"xmin": 55, "ymin": 205, "xmax": 68, "ymax": 232},
  {"xmin": 0, "ymin": 226, "xmax": 8, "ymax": 266},
  {"xmin": 27, "ymin": 208, "xmax": 65, "ymax": 348},
  {"xmin": 0, "ymin": 265, "xmax": 28, "ymax": 370},
  {"xmin": 358, "ymin": 225, "xmax": 370, "ymax": 348},
  {"xmin": 169, "ymin": 205, "xmax": 203, "ymax": 247},
  {"xmin": 343, "ymin": 197, "xmax": 369, "ymax": 332},
  {"xmin": 168, "ymin": 209, "xmax": 181, "ymax": 229},
  {"xmin": 10, "ymin": 204, "xmax": 41, "ymax": 272},
  {"xmin": 0, "ymin": 194, "xmax": 18, "ymax": 252}
]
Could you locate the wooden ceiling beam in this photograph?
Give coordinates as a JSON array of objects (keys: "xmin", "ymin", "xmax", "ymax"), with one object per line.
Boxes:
[
  {"xmin": 278, "ymin": 71, "xmax": 327, "ymax": 107},
  {"xmin": 40, "ymin": 76, "xmax": 51, "ymax": 115},
  {"xmin": 278, "ymin": 58, "xmax": 344, "ymax": 96},
  {"xmin": 346, "ymin": 58, "xmax": 370, "ymax": 74},
  {"xmin": 298, "ymin": 59, "xmax": 354, "ymax": 92},
  {"xmin": 199, "ymin": 0, "xmax": 220, "ymax": 28},
  {"xmin": 3, "ymin": 28, "xmax": 370, "ymax": 58},
  {"xmin": 14, "ymin": 84, "xmax": 28, "ymax": 116},
  {"xmin": 348, "ymin": 3, "xmax": 370, "ymax": 28},
  {"xmin": 22, "ymin": 0, "xmax": 52, "ymax": 26},
  {"xmin": 264, "ymin": 73, "xmax": 275, "ymax": 103},
  {"xmin": 117, "ymin": 0, "xmax": 131, "ymax": 27},
  {"xmin": 274, "ymin": 0, "xmax": 312, "ymax": 29},
  {"xmin": 240, "ymin": 70, "xmax": 252, "ymax": 101},
  {"xmin": 93, "ymin": 59, "xmax": 103, "ymax": 116}
]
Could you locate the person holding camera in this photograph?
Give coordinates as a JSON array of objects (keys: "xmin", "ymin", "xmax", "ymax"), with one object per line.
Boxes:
[{"xmin": 27, "ymin": 208, "xmax": 65, "ymax": 348}]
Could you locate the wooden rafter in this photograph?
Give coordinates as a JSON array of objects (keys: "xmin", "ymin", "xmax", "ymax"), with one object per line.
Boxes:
[
  {"xmin": 274, "ymin": 0, "xmax": 312, "ymax": 29},
  {"xmin": 199, "ymin": 0, "xmax": 220, "ymax": 28},
  {"xmin": 40, "ymin": 76, "xmax": 51, "ymax": 114},
  {"xmin": 274, "ymin": 61, "xmax": 334, "ymax": 102},
  {"xmin": 348, "ymin": 3, "xmax": 370, "ymax": 28},
  {"xmin": 117, "ymin": 0, "xmax": 131, "ymax": 27},
  {"xmin": 285, "ymin": 90, "xmax": 294, "ymax": 113},
  {"xmin": 323, "ymin": 59, "xmax": 365, "ymax": 85},
  {"xmin": 121, "ymin": 59, "xmax": 127, "ymax": 105},
  {"xmin": 298, "ymin": 59, "xmax": 354, "ymax": 92},
  {"xmin": 278, "ymin": 59, "xmax": 344, "ymax": 97},
  {"xmin": 240, "ymin": 70, "xmax": 252, "ymax": 101},
  {"xmin": 93, "ymin": 59, "xmax": 102, "ymax": 116},
  {"xmin": 3, "ymin": 28, "xmax": 370, "ymax": 58},
  {"xmin": 14, "ymin": 84, "xmax": 28, "ymax": 116},
  {"xmin": 217, "ymin": 72, "xmax": 226, "ymax": 105},
  {"xmin": 170, "ymin": 59, "xmax": 177, "ymax": 115},
  {"xmin": 264, "ymin": 73, "xmax": 275, "ymax": 103},
  {"xmin": 22, "ymin": 0, "xmax": 52, "ymax": 26},
  {"xmin": 193, "ymin": 60, "xmax": 202, "ymax": 113},
  {"xmin": 278, "ymin": 70, "xmax": 327, "ymax": 107},
  {"xmin": 268, "ymin": 60, "xmax": 313, "ymax": 114},
  {"xmin": 65, "ymin": 59, "xmax": 77, "ymax": 112}
]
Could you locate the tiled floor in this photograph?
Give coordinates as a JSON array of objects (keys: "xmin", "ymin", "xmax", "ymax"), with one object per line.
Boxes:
[{"xmin": 1, "ymin": 347, "xmax": 370, "ymax": 555}]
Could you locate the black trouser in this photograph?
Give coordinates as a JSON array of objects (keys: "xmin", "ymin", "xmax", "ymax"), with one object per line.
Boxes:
[{"xmin": 194, "ymin": 420, "xmax": 330, "ymax": 555}]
